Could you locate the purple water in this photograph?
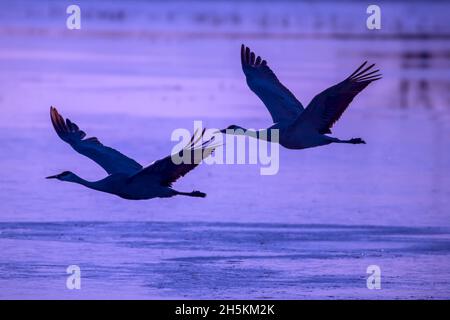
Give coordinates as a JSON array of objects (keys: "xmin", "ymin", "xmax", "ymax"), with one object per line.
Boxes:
[{"xmin": 0, "ymin": 0, "xmax": 449, "ymax": 299}]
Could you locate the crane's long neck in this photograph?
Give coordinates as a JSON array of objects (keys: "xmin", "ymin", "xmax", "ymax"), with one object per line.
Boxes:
[
  {"xmin": 229, "ymin": 127, "xmax": 272, "ymax": 142},
  {"xmin": 65, "ymin": 174, "xmax": 105, "ymax": 192}
]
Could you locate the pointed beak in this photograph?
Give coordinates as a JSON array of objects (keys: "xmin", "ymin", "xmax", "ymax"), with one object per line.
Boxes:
[
  {"xmin": 214, "ymin": 129, "xmax": 226, "ymax": 134},
  {"xmin": 46, "ymin": 175, "xmax": 58, "ymax": 179}
]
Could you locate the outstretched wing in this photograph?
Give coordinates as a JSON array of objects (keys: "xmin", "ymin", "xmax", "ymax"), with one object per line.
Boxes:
[
  {"xmin": 50, "ymin": 107, "xmax": 142, "ymax": 175},
  {"xmin": 241, "ymin": 44, "xmax": 304, "ymax": 123},
  {"xmin": 128, "ymin": 129, "xmax": 219, "ymax": 187},
  {"xmin": 298, "ymin": 62, "xmax": 381, "ymax": 134}
]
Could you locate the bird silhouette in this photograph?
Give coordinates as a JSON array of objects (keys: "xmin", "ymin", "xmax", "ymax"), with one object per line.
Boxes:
[
  {"xmin": 47, "ymin": 107, "xmax": 217, "ymax": 199},
  {"xmin": 220, "ymin": 44, "xmax": 382, "ymax": 149}
]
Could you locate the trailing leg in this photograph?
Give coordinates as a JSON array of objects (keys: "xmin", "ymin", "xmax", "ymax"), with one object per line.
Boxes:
[
  {"xmin": 332, "ymin": 137, "xmax": 366, "ymax": 144},
  {"xmin": 175, "ymin": 190, "xmax": 207, "ymax": 198}
]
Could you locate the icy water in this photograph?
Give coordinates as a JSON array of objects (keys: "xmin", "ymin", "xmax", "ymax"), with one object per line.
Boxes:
[{"xmin": 0, "ymin": 0, "xmax": 450, "ymax": 299}]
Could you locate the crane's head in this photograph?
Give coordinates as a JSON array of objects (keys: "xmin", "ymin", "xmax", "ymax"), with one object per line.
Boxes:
[{"xmin": 46, "ymin": 171, "xmax": 75, "ymax": 181}]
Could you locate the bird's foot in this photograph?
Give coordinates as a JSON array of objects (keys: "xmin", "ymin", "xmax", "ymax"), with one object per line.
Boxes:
[
  {"xmin": 349, "ymin": 138, "xmax": 366, "ymax": 144},
  {"xmin": 190, "ymin": 190, "xmax": 206, "ymax": 198}
]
